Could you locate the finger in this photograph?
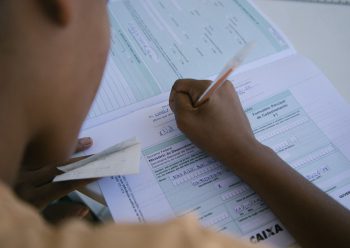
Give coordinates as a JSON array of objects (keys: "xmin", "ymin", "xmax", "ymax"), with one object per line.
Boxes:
[
  {"xmin": 171, "ymin": 79, "xmax": 212, "ymax": 104},
  {"xmin": 33, "ymin": 178, "xmax": 96, "ymax": 210},
  {"xmin": 15, "ymin": 165, "xmax": 61, "ymax": 187},
  {"xmin": 75, "ymin": 137, "xmax": 93, "ymax": 153},
  {"xmin": 42, "ymin": 202, "xmax": 90, "ymax": 224},
  {"xmin": 173, "ymin": 91, "xmax": 194, "ymax": 116},
  {"xmin": 18, "ymin": 155, "xmax": 93, "ymax": 187}
]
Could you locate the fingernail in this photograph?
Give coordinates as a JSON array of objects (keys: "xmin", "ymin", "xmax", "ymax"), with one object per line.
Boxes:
[
  {"xmin": 78, "ymin": 207, "xmax": 90, "ymax": 217},
  {"xmin": 80, "ymin": 137, "xmax": 93, "ymax": 147}
]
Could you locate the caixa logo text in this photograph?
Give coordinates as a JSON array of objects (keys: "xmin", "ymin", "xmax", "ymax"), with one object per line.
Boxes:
[{"xmin": 250, "ymin": 224, "xmax": 284, "ymax": 243}]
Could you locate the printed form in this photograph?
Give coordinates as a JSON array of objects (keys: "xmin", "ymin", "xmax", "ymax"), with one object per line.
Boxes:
[
  {"xmin": 81, "ymin": 54, "xmax": 350, "ymax": 247},
  {"xmin": 83, "ymin": 0, "xmax": 293, "ymax": 129},
  {"xmin": 78, "ymin": 0, "xmax": 350, "ymax": 247}
]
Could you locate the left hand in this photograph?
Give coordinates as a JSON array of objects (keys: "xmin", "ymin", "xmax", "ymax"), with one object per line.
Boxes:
[{"xmin": 15, "ymin": 137, "xmax": 95, "ymax": 211}]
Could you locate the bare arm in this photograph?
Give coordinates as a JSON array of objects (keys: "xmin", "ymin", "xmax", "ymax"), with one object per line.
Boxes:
[{"xmin": 169, "ymin": 79, "xmax": 350, "ymax": 248}]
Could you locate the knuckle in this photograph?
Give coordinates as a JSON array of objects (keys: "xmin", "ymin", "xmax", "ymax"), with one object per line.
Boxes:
[
  {"xmin": 202, "ymin": 80, "xmax": 212, "ymax": 86},
  {"xmin": 173, "ymin": 79, "xmax": 185, "ymax": 90},
  {"xmin": 173, "ymin": 79, "xmax": 196, "ymax": 92},
  {"xmin": 223, "ymin": 80, "xmax": 234, "ymax": 89},
  {"xmin": 218, "ymin": 80, "xmax": 234, "ymax": 95}
]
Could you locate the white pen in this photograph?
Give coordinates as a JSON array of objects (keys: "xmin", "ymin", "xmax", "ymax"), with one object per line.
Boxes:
[{"xmin": 195, "ymin": 42, "xmax": 255, "ymax": 106}]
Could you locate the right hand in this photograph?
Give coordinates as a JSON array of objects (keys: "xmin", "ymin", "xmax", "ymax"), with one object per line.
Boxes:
[{"xmin": 169, "ymin": 79, "xmax": 260, "ymax": 166}]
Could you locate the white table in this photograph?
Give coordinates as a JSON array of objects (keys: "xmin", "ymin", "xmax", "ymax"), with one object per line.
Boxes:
[{"xmin": 253, "ymin": 0, "xmax": 350, "ymax": 102}]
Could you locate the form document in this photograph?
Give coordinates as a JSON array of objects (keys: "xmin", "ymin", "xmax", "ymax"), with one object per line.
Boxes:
[{"xmin": 81, "ymin": 55, "xmax": 350, "ymax": 247}]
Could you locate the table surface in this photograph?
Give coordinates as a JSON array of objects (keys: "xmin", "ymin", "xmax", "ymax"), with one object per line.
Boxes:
[
  {"xmin": 253, "ymin": 0, "xmax": 350, "ymax": 102},
  {"xmin": 79, "ymin": 0, "xmax": 350, "ymax": 226}
]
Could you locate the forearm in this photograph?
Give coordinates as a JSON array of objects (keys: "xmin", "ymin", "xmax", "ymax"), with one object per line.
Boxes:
[{"xmin": 226, "ymin": 143, "xmax": 350, "ymax": 248}]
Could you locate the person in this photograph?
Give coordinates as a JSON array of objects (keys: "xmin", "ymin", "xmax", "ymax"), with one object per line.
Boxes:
[
  {"xmin": 0, "ymin": 1, "xmax": 255, "ymax": 247},
  {"xmin": 0, "ymin": 0, "xmax": 349, "ymax": 248}
]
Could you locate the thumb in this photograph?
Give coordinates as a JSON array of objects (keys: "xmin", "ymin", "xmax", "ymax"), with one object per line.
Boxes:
[
  {"xmin": 169, "ymin": 79, "xmax": 211, "ymax": 113},
  {"xmin": 172, "ymin": 91, "xmax": 194, "ymax": 116}
]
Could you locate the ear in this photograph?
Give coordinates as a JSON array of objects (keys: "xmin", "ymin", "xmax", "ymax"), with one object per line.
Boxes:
[{"xmin": 39, "ymin": 0, "xmax": 72, "ymax": 26}]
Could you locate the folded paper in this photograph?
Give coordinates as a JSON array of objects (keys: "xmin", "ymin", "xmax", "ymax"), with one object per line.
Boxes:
[{"xmin": 53, "ymin": 138, "xmax": 140, "ymax": 182}]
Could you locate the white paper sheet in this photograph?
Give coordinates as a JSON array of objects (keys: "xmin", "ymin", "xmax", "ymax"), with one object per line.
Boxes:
[
  {"xmin": 83, "ymin": 0, "xmax": 294, "ymax": 129},
  {"xmin": 53, "ymin": 138, "xmax": 141, "ymax": 182},
  {"xmin": 80, "ymin": 54, "xmax": 350, "ymax": 247},
  {"xmin": 74, "ymin": 1, "xmax": 350, "ymax": 247}
]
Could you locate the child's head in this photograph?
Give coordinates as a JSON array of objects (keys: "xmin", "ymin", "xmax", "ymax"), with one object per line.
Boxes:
[{"xmin": 0, "ymin": 0, "xmax": 110, "ymax": 179}]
